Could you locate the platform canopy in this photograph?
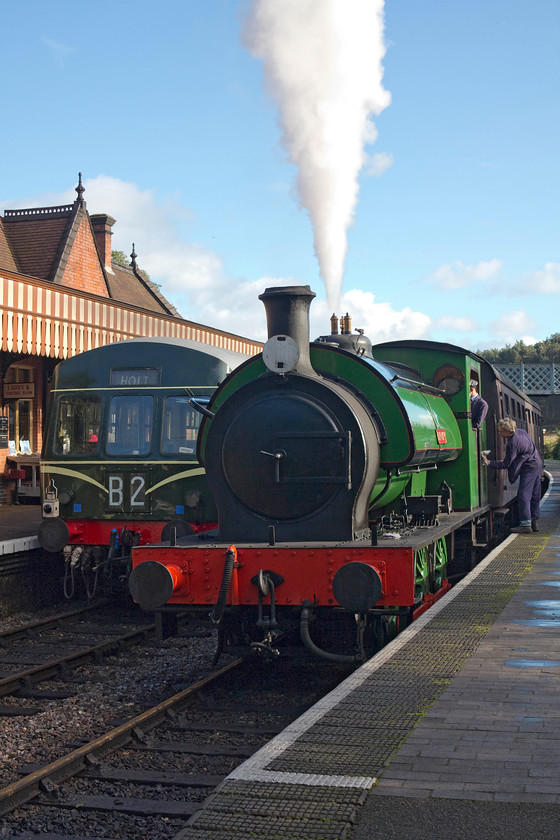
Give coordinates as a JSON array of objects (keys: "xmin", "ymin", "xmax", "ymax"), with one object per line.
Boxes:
[{"xmin": 0, "ymin": 271, "xmax": 258, "ymax": 359}]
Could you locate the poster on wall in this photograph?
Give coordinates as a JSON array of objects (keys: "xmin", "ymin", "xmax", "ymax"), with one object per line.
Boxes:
[{"xmin": 0, "ymin": 416, "xmax": 8, "ymax": 448}]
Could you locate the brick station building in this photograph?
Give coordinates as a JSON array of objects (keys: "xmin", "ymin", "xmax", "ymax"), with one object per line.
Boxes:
[{"xmin": 0, "ymin": 175, "xmax": 261, "ymax": 504}]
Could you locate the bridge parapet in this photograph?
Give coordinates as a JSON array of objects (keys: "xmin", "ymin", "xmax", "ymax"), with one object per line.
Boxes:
[{"xmin": 496, "ymin": 363, "xmax": 560, "ymax": 396}]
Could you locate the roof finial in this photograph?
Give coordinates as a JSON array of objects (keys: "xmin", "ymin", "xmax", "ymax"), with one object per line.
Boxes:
[
  {"xmin": 130, "ymin": 243, "xmax": 137, "ymax": 270},
  {"xmin": 75, "ymin": 172, "xmax": 85, "ymax": 205}
]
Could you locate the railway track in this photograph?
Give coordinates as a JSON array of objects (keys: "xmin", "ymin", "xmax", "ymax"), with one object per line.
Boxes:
[
  {"xmin": 0, "ymin": 602, "xmax": 216, "ymax": 715},
  {"xmin": 0, "ymin": 603, "xmax": 159, "ymax": 714},
  {"xmin": 0, "ymin": 652, "xmax": 350, "ymax": 838}
]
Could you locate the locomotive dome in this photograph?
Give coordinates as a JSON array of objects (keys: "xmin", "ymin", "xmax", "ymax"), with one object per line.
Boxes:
[{"xmin": 314, "ymin": 311, "xmax": 373, "ymax": 358}]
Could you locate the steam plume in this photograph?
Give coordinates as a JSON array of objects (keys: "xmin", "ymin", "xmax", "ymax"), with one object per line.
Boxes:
[{"xmin": 243, "ymin": 0, "xmax": 391, "ymax": 309}]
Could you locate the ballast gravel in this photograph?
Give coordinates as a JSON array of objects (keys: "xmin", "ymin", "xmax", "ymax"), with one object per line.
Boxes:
[{"xmin": 0, "ymin": 607, "xmax": 222, "ymax": 791}]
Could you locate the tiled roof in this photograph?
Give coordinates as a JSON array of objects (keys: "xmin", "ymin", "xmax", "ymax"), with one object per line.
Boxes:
[
  {"xmin": 0, "ymin": 198, "xmax": 179, "ymax": 317},
  {"xmin": 0, "ymin": 218, "xmax": 20, "ymax": 272},
  {"xmin": 140, "ymin": 272, "xmax": 182, "ymax": 318},
  {"xmin": 2, "ymin": 205, "xmax": 78, "ymax": 282},
  {"xmin": 107, "ymin": 262, "xmax": 178, "ymax": 316}
]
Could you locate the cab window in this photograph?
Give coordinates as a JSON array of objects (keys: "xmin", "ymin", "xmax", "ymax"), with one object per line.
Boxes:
[
  {"xmin": 161, "ymin": 396, "xmax": 203, "ymax": 455},
  {"xmin": 106, "ymin": 396, "xmax": 153, "ymax": 456},
  {"xmin": 54, "ymin": 397, "xmax": 101, "ymax": 455}
]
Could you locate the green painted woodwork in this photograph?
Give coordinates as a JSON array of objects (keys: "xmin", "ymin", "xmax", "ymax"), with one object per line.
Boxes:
[{"xmin": 371, "ymin": 342, "xmax": 489, "ymax": 510}]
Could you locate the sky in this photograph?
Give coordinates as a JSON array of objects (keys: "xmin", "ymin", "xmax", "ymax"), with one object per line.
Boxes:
[{"xmin": 1, "ymin": 0, "xmax": 559, "ymax": 350}]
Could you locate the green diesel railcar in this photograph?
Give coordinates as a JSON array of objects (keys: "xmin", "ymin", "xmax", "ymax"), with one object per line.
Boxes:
[{"xmin": 39, "ymin": 337, "xmax": 249, "ymax": 598}]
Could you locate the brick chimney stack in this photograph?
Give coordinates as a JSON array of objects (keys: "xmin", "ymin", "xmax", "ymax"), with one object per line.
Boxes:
[{"xmin": 90, "ymin": 214, "xmax": 116, "ymax": 270}]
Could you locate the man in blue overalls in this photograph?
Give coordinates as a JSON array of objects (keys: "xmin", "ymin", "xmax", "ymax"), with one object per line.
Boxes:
[{"xmin": 482, "ymin": 417, "xmax": 543, "ymax": 533}]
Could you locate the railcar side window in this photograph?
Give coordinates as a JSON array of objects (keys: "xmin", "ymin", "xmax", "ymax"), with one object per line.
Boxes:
[
  {"xmin": 106, "ymin": 396, "xmax": 153, "ymax": 456},
  {"xmin": 54, "ymin": 397, "xmax": 101, "ymax": 455},
  {"xmin": 161, "ymin": 396, "xmax": 202, "ymax": 455}
]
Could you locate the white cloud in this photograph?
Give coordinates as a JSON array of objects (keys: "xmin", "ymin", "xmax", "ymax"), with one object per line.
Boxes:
[
  {"xmin": 427, "ymin": 258, "xmax": 503, "ymax": 290},
  {"xmin": 363, "ymin": 119, "xmax": 379, "ymax": 145},
  {"xmin": 524, "ymin": 262, "xmax": 560, "ymax": 293},
  {"xmin": 436, "ymin": 315, "xmax": 478, "ymax": 332},
  {"xmin": 3, "ymin": 175, "xmax": 434, "ymax": 345},
  {"xmin": 6, "ymin": 175, "xmax": 507, "ymax": 348},
  {"xmin": 364, "ymin": 151, "xmax": 394, "ymax": 177},
  {"xmin": 488, "ymin": 309, "xmax": 537, "ymax": 345},
  {"xmin": 82, "ymin": 176, "xmax": 221, "ymax": 294},
  {"xmin": 191, "ymin": 276, "xmax": 298, "ymax": 341},
  {"xmin": 316, "ymin": 288, "xmax": 431, "ymax": 345},
  {"xmin": 192, "ymin": 282, "xmax": 433, "ymax": 346}
]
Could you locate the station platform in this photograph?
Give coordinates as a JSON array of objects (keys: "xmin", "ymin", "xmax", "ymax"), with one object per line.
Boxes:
[
  {"xmin": 176, "ymin": 460, "xmax": 560, "ymax": 840},
  {"xmin": 0, "ymin": 503, "xmax": 41, "ymax": 555}
]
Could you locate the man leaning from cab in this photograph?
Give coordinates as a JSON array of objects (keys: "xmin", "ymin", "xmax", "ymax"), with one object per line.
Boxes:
[{"xmin": 470, "ymin": 379, "xmax": 488, "ymax": 430}]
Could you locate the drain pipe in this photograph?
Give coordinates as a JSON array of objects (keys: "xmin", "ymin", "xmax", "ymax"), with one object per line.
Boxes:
[{"xmin": 300, "ymin": 601, "xmax": 364, "ymax": 664}]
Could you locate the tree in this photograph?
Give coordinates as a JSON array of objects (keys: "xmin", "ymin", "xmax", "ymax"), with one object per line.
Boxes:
[
  {"xmin": 478, "ymin": 334, "xmax": 560, "ymax": 365},
  {"xmin": 111, "ymin": 250, "xmax": 129, "ymax": 266},
  {"xmin": 111, "ymin": 249, "xmax": 157, "ymax": 286}
]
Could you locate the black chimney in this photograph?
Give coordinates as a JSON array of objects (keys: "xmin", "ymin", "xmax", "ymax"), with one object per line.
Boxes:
[{"xmin": 258, "ymin": 285, "xmax": 316, "ymax": 375}]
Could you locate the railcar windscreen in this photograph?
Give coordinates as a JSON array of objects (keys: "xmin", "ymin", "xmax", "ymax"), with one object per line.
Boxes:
[
  {"xmin": 54, "ymin": 396, "xmax": 101, "ymax": 455},
  {"xmin": 161, "ymin": 396, "xmax": 202, "ymax": 455},
  {"xmin": 106, "ymin": 395, "xmax": 153, "ymax": 456}
]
